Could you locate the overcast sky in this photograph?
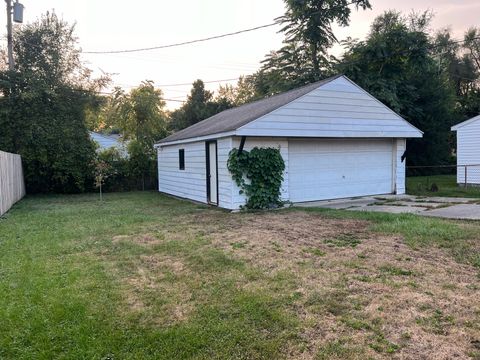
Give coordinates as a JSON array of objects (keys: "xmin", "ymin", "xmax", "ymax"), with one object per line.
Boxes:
[{"xmin": 6, "ymin": 0, "xmax": 480, "ymax": 109}]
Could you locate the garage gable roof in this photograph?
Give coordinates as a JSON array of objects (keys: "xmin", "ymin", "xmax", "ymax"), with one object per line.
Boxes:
[
  {"xmin": 157, "ymin": 74, "xmax": 422, "ymax": 146},
  {"xmin": 451, "ymin": 115, "xmax": 480, "ymax": 131},
  {"xmin": 156, "ymin": 75, "xmax": 342, "ymax": 144}
]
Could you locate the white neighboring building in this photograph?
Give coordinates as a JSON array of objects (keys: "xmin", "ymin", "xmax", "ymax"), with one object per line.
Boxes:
[
  {"xmin": 89, "ymin": 131, "xmax": 127, "ymax": 157},
  {"xmin": 451, "ymin": 115, "xmax": 480, "ymax": 185},
  {"xmin": 155, "ymin": 75, "xmax": 423, "ymax": 210}
]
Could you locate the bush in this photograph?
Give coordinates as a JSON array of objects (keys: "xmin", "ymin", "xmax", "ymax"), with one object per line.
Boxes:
[{"xmin": 94, "ymin": 146, "xmax": 157, "ymax": 192}]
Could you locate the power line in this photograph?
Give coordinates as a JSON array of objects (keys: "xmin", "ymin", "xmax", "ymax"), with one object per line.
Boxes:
[
  {"xmin": 95, "ymin": 91, "xmax": 185, "ymax": 102},
  {"xmin": 155, "ymin": 78, "xmax": 240, "ymax": 87},
  {"xmin": 83, "ymin": 23, "xmax": 278, "ymax": 54},
  {"xmin": 82, "ymin": 4, "xmax": 365, "ymax": 55}
]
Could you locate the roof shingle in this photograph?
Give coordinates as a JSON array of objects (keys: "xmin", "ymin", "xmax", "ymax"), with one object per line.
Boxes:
[{"xmin": 157, "ymin": 74, "xmax": 342, "ymax": 144}]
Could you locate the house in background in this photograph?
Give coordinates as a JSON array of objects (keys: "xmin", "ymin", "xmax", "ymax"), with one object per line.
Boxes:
[
  {"xmin": 451, "ymin": 115, "xmax": 480, "ymax": 186},
  {"xmin": 155, "ymin": 75, "xmax": 423, "ymax": 210},
  {"xmin": 89, "ymin": 131, "xmax": 128, "ymax": 157}
]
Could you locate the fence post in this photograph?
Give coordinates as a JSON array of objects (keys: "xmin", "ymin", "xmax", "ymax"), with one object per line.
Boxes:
[{"xmin": 464, "ymin": 165, "xmax": 467, "ymax": 188}]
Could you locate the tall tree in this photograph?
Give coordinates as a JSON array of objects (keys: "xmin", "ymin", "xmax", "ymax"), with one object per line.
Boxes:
[
  {"xmin": 434, "ymin": 29, "xmax": 479, "ymax": 98},
  {"xmin": 338, "ymin": 11, "xmax": 457, "ymax": 167},
  {"xmin": 252, "ymin": 0, "xmax": 371, "ymax": 97},
  {"xmin": 115, "ymin": 81, "xmax": 168, "ymax": 151},
  {"xmin": 169, "ymin": 79, "xmax": 233, "ymax": 131},
  {"xmin": 0, "ymin": 12, "xmax": 108, "ymax": 193}
]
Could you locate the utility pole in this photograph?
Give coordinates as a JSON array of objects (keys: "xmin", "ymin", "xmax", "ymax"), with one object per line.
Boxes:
[
  {"xmin": 5, "ymin": 0, "xmax": 14, "ymax": 70},
  {"xmin": 5, "ymin": 0, "xmax": 23, "ymax": 70}
]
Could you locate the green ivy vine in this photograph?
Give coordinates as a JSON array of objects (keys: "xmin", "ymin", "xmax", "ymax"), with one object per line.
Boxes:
[{"xmin": 227, "ymin": 147, "xmax": 285, "ymax": 209}]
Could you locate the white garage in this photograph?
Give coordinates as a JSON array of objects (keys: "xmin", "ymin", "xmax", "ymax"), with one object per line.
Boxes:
[
  {"xmin": 155, "ymin": 75, "xmax": 422, "ymax": 210},
  {"xmin": 288, "ymin": 139, "xmax": 395, "ymax": 202},
  {"xmin": 452, "ymin": 115, "xmax": 480, "ymax": 185}
]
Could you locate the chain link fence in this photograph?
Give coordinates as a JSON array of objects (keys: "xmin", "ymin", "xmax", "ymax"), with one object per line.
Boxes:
[{"xmin": 406, "ymin": 164, "xmax": 480, "ymax": 194}]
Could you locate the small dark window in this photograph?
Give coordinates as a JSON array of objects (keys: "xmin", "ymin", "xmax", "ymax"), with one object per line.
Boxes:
[{"xmin": 179, "ymin": 149, "xmax": 185, "ymax": 170}]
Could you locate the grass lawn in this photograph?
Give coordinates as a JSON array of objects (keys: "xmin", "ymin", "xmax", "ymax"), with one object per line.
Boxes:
[
  {"xmin": 0, "ymin": 192, "xmax": 479, "ymax": 359},
  {"xmin": 407, "ymin": 174, "xmax": 480, "ymax": 198}
]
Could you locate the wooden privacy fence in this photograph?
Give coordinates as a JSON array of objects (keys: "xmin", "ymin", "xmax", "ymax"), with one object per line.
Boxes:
[{"xmin": 0, "ymin": 150, "xmax": 26, "ymax": 216}]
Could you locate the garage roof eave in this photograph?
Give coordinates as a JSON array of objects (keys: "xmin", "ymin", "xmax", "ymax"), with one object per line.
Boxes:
[
  {"xmin": 452, "ymin": 115, "xmax": 480, "ymax": 131},
  {"xmin": 234, "ymin": 129, "xmax": 423, "ymax": 139}
]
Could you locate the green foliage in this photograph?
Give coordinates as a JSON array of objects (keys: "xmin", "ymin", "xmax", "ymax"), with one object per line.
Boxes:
[
  {"xmin": 227, "ymin": 147, "xmax": 285, "ymax": 209},
  {"xmin": 434, "ymin": 27, "xmax": 480, "ymax": 119},
  {"xmin": 169, "ymin": 79, "xmax": 234, "ymax": 131},
  {"xmin": 338, "ymin": 11, "xmax": 457, "ymax": 167},
  {"xmin": 247, "ymin": 0, "xmax": 370, "ymax": 97},
  {"xmin": 94, "ymin": 146, "xmax": 157, "ymax": 192},
  {"xmin": 127, "ymin": 140, "xmax": 157, "ymax": 191},
  {"xmin": 277, "ymin": 0, "xmax": 371, "ymax": 77},
  {"xmin": 216, "ymin": 75, "xmax": 263, "ymax": 106},
  {"xmin": 114, "ymin": 81, "xmax": 168, "ymax": 148},
  {"xmin": 87, "ymin": 81, "xmax": 166, "ymax": 189},
  {"xmin": 92, "ymin": 157, "xmax": 115, "ymax": 201},
  {"xmin": 0, "ymin": 13, "xmax": 107, "ymax": 193}
]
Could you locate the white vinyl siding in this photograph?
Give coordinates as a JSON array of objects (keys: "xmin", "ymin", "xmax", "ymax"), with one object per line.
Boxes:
[
  {"xmin": 158, "ymin": 137, "xmax": 234, "ymax": 206},
  {"xmin": 217, "ymin": 137, "xmax": 234, "ymax": 208},
  {"xmin": 156, "ymin": 75, "xmax": 420, "ymax": 209},
  {"xmin": 230, "ymin": 137, "xmax": 289, "ymax": 209},
  {"xmin": 395, "ymin": 139, "xmax": 406, "ymax": 194},
  {"xmin": 288, "ymin": 139, "xmax": 394, "ymax": 202},
  {"xmin": 455, "ymin": 119, "xmax": 480, "ymax": 185},
  {"xmin": 238, "ymin": 77, "xmax": 421, "ymax": 138},
  {"xmin": 158, "ymin": 141, "xmax": 207, "ymax": 203}
]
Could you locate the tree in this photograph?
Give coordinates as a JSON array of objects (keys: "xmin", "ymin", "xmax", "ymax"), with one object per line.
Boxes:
[
  {"xmin": 464, "ymin": 28, "xmax": 480, "ymax": 70},
  {"xmin": 258, "ymin": 42, "xmax": 317, "ymax": 95},
  {"xmin": 115, "ymin": 81, "xmax": 168, "ymax": 150},
  {"xmin": 338, "ymin": 11, "xmax": 457, "ymax": 167},
  {"xmin": 96, "ymin": 81, "xmax": 168, "ymax": 190},
  {"xmin": 245, "ymin": 0, "xmax": 371, "ymax": 97},
  {"xmin": 215, "ymin": 76, "xmax": 263, "ymax": 107},
  {"xmin": 85, "ymin": 87, "xmax": 124, "ymax": 132},
  {"xmin": 0, "ymin": 12, "xmax": 108, "ymax": 193},
  {"xmin": 169, "ymin": 79, "xmax": 234, "ymax": 131},
  {"xmin": 434, "ymin": 28, "xmax": 480, "ymax": 119},
  {"xmin": 434, "ymin": 30, "xmax": 478, "ymax": 94},
  {"xmin": 278, "ymin": 0, "xmax": 371, "ymax": 78}
]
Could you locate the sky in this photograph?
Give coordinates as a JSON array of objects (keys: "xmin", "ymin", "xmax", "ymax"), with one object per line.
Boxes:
[{"xmin": 5, "ymin": 0, "xmax": 480, "ymax": 109}]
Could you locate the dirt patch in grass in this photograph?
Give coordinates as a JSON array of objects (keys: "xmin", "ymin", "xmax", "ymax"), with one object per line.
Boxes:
[{"xmin": 199, "ymin": 210, "xmax": 480, "ymax": 360}]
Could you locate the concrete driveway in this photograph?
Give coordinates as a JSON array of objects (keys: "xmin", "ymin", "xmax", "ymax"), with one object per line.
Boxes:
[{"xmin": 296, "ymin": 194, "xmax": 480, "ymax": 220}]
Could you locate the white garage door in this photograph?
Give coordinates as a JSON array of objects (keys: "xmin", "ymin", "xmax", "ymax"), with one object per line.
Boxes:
[{"xmin": 289, "ymin": 139, "xmax": 394, "ymax": 202}]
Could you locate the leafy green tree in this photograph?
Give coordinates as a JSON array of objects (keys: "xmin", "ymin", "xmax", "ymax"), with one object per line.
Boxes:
[
  {"xmin": 240, "ymin": 0, "xmax": 371, "ymax": 98},
  {"xmin": 169, "ymin": 79, "xmax": 233, "ymax": 131},
  {"xmin": 434, "ymin": 28, "xmax": 480, "ymax": 119},
  {"xmin": 0, "ymin": 12, "xmax": 108, "ymax": 193},
  {"xmin": 338, "ymin": 11, "xmax": 457, "ymax": 167},
  {"xmin": 96, "ymin": 81, "xmax": 167, "ymax": 190},
  {"xmin": 85, "ymin": 87, "xmax": 124, "ymax": 132},
  {"xmin": 434, "ymin": 30, "xmax": 478, "ymax": 95},
  {"xmin": 464, "ymin": 28, "xmax": 480, "ymax": 70},
  {"xmin": 277, "ymin": 0, "xmax": 371, "ymax": 79},
  {"xmin": 258, "ymin": 42, "xmax": 317, "ymax": 96},
  {"xmin": 115, "ymin": 81, "xmax": 168, "ymax": 149}
]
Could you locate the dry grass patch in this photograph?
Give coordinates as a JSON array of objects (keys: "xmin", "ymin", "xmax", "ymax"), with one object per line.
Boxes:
[
  {"xmin": 103, "ymin": 205, "xmax": 480, "ymax": 359},
  {"xmin": 197, "ymin": 210, "xmax": 480, "ymax": 359},
  {"xmin": 122, "ymin": 253, "xmax": 196, "ymax": 325}
]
